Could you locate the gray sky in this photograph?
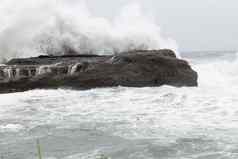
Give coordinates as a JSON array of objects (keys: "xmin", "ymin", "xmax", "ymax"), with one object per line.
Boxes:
[{"xmin": 86, "ymin": 0, "xmax": 238, "ymax": 52}]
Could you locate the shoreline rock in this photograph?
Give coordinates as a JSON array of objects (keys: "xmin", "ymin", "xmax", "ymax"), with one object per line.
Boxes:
[{"xmin": 0, "ymin": 49, "xmax": 198, "ymax": 93}]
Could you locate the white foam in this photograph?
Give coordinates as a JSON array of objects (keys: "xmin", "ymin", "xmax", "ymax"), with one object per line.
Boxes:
[
  {"xmin": 0, "ymin": 124, "xmax": 24, "ymax": 132},
  {"xmin": 0, "ymin": 0, "xmax": 179, "ymax": 62}
]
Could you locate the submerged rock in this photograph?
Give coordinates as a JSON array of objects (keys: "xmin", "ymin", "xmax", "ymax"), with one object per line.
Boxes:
[{"xmin": 0, "ymin": 49, "xmax": 198, "ymax": 93}]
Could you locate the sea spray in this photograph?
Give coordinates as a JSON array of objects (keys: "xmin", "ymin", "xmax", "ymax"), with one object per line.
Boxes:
[{"xmin": 0, "ymin": 0, "xmax": 179, "ymax": 62}]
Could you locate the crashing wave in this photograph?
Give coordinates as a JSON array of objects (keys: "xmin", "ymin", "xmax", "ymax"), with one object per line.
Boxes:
[{"xmin": 0, "ymin": 0, "xmax": 179, "ymax": 62}]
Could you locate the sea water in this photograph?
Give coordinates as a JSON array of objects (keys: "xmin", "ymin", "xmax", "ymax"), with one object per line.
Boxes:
[{"xmin": 0, "ymin": 51, "xmax": 238, "ymax": 159}]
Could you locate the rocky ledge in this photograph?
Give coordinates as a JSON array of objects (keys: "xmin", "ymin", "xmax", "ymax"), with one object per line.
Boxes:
[{"xmin": 0, "ymin": 49, "xmax": 198, "ymax": 93}]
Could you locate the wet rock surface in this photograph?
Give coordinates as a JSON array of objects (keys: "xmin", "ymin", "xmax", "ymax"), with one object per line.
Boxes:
[{"xmin": 0, "ymin": 49, "xmax": 198, "ymax": 93}]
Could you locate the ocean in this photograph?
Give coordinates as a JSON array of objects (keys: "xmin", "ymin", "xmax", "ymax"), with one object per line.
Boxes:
[{"xmin": 0, "ymin": 51, "xmax": 238, "ymax": 159}]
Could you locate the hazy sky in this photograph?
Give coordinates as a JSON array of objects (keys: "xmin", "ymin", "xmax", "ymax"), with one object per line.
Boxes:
[{"xmin": 86, "ymin": 0, "xmax": 238, "ymax": 51}]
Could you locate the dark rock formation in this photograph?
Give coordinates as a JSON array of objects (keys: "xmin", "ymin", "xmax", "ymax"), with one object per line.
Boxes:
[{"xmin": 0, "ymin": 49, "xmax": 198, "ymax": 93}]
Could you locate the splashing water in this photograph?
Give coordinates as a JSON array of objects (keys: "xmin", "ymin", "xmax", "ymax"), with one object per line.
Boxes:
[{"xmin": 0, "ymin": 0, "xmax": 179, "ymax": 62}]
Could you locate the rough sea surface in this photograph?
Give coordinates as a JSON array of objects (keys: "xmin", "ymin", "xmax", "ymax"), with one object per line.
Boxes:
[{"xmin": 1, "ymin": 51, "xmax": 238, "ymax": 159}]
